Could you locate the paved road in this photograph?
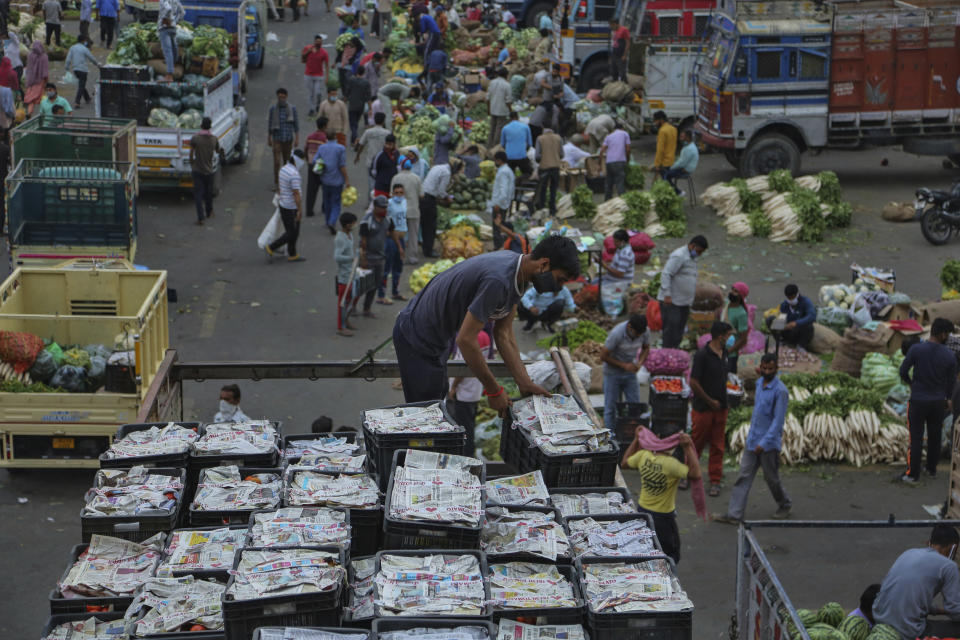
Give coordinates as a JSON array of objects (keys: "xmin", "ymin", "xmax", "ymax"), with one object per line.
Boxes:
[{"xmin": 2, "ymin": 8, "xmax": 960, "ymax": 635}]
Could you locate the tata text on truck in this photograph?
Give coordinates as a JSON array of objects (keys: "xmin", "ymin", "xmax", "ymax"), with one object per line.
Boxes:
[{"xmin": 695, "ymin": 0, "xmax": 960, "ymax": 177}]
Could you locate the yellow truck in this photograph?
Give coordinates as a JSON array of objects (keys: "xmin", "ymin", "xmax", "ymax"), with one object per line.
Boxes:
[{"xmin": 0, "ymin": 263, "xmax": 168, "ymax": 468}]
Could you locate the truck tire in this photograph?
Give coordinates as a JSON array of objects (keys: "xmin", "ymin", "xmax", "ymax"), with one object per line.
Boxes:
[
  {"xmin": 578, "ymin": 59, "xmax": 609, "ymax": 92},
  {"xmin": 739, "ymin": 133, "xmax": 801, "ymax": 177},
  {"xmin": 723, "ymin": 149, "xmax": 742, "ymax": 168},
  {"xmin": 232, "ymin": 123, "xmax": 250, "ymax": 165},
  {"xmin": 524, "ymin": 0, "xmax": 555, "ymax": 28}
]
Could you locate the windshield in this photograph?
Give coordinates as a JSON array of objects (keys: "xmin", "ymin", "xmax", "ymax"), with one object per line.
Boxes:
[{"xmin": 699, "ymin": 27, "xmax": 736, "ymax": 88}]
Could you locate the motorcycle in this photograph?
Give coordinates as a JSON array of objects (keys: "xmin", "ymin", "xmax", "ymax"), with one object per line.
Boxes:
[{"xmin": 916, "ymin": 179, "xmax": 960, "ymax": 245}]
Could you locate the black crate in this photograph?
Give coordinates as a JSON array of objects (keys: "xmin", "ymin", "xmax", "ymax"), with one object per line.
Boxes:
[
  {"xmin": 254, "ymin": 628, "xmax": 371, "ymax": 640},
  {"xmin": 341, "ymin": 555, "xmax": 375, "ymax": 628},
  {"xmin": 614, "ymin": 403, "xmax": 649, "ymax": 449},
  {"xmin": 190, "ymin": 467, "xmax": 283, "ymax": 526},
  {"xmin": 81, "ymin": 467, "xmax": 187, "ymax": 543},
  {"xmin": 383, "ymin": 449, "xmax": 485, "ymax": 550},
  {"xmin": 649, "ymin": 392, "xmax": 688, "ymax": 423},
  {"xmin": 188, "ymin": 422, "xmax": 282, "ymax": 485},
  {"xmin": 548, "ymin": 487, "xmax": 636, "ymax": 520},
  {"xmin": 578, "ymin": 556, "xmax": 691, "ymax": 640},
  {"xmin": 131, "ymin": 610, "xmax": 226, "ymax": 639},
  {"xmin": 105, "ymin": 362, "xmax": 138, "ymax": 393},
  {"xmin": 243, "ymin": 507, "xmax": 351, "ymax": 560},
  {"xmin": 361, "ymin": 401, "xmax": 466, "ymax": 487},
  {"xmin": 223, "ymin": 547, "xmax": 346, "ymax": 640},
  {"xmin": 483, "ymin": 504, "xmax": 572, "ymax": 565},
  {"xmin": 373, "ymin": 550, "xmax": 492, "ymax": 618},
  {"xmin": 159, "ymin": 525, "xmax": 248, "ymax": 581},
  {"xmin": 100, "ymin": 65, "xmax": 151, "ymax": 81},
  {"xmin": 565, "ymin": 513, "xmax": 662, "ymax": 558},
  {"xmin": 41, "ymin": 612, "xmax": 126, "ymax": 637},
  {"xmin": 500, "ymin": 422, "xmax": 620, "ymax": 489},
  {"xmin": 281, "ymin": 431, "xmax": 366, "ymax": 468},
  {"xmin": 99, "ymin": 422, "xmax": 202, "ymax": 469},
  {"xmin": 489, "ymin": 563, "xmax": 584, "ymax": 625},
  {"xmin": 49, "ymin": 544, "xmax": 154, "ymax": 614},
  {"xmin": 372, "ymin": 618, "xmax": 498, "ymax": 638}
]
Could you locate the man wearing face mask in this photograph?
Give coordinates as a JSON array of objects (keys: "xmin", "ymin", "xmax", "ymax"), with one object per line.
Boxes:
[
  {"xmin": 214, "ymin": 384, "xmax": 251, "ymax": 422},
  {"xmin": 714, "ymin": 354, "xmax": 791, "ymax": 524},
  {"xmin": 391, "ymin": 149, "xmax": 423, "ymax": 264},
  {"xmin": 658, "ymin": 236, "xmax": 708, "ymax": 349},
  {"xmin": 779, "ymin": 283, "xmax": 816, "ymax": 350},
  {"xmin": 725, "ymin": 281, "xmax": 750, "ymax": 373},
  {"xmin": 600, "ymin": 314, "xmax": 651, "ymax": 430},
  {"xmin": 393, "ymin": 236, "xmax": 581, "ymax": 413},
  {"xmin": 39, "ymin": 82, "xmax": 72, "ymax": 116}
]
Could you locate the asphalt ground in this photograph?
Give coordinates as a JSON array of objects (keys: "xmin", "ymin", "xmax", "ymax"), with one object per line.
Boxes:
[{"xmin": 2, "ymin": 9, "xmax": 960, "ymax": 636}]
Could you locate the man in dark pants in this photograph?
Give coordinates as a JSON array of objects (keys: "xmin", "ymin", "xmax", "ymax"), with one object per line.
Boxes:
[
  {"xmin": 359, "ymin": 196, "xmax": 404, "ymax": 318},
  {"xmin": 189, "ymin": 117, "xmax": 222, "ymax": 225},
  {"xmin": 657, "ymin": 236, "xmax": 707, "ymax": 348},
  {"xmin": 779, "ymin": 283, "xmax": 816, "ymax": 350},
  {"xmin": 303, "ymin": 116, "xmax": 328, "ymax": 217},
  {"xmin": 393, "ymin": 237, "xmax": 581, "ymax": 412},
  {"xmin": 266, "ymin": 149, "xmax": 306, "ymax": 262},
  {"xmin": 897, "ymin": 317, "xmax": 957, "ymax": 483},
  {"xmin": 345, "ymin": 65, "xmax": 371, "ymax": 144}
]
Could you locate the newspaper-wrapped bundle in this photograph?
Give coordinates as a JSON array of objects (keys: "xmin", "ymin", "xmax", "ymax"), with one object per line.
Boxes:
[
  {"xmin": 363, "ymin": 403, "xmax": 460, "ymax": 434},
  {"xmin": 389, "ymin": 451, "xmax": 483, "ymax": 526},
  {"xmin": 42, "ymin": 615, "xmax": 128, "ymax": 640},
  {"xmin": 344, "ymin": 556, "xmax": 377, "ymax": 621},
  {"xmin": 247, "ymin": 507, "xmax": 351, "ymax": 548},
  {"xmin": 550, "ymin": 491, "xmax": 637, "ymax": 518},
  {"xmin": 496, "ymin": 621, "xmax": 586, "ymax": 640},
  {"xmin": 284, "ymin": 435, "xmax": 366, "ymax": 472},
  {"xmin": 125, "ymin": 576, "xmax": 224, "ymax": 634},
  {"xmin": 257, "ymin": 629, "xmax": 370, "ymax": 640},
  {"xmin": 581, "ymin": 559, "xmax": 693, "ymax": 613},
  {"xmin": 375, "ymin": 553, "xmax": 486, "ymax": 616},
  {"xmin": 381, "ymin": 625, "xmax": 492, "ymax": 640},
  {"xmin": 285, "ymin": 470, "xmax": 380, "ymax": 508},
  {"xmin": 191, "ymin": 466, "xmax": 281, "ymax": 513},
  {"xmin": 488, "ymin": 562, "xmax": 578, "ymax": 610},
  {"xmin": 192, "ymin": 420, "xmax": 279, "ymax": 456},
  {"xmin": 59, "ymin": 534, "xmax": 164, "ymax": 598},
  {"xmin": 567, "ymin": 517, "xmax": 658, "ymax": 557},
  {"xmin": 101, "ymin": 423, "xmax": 198, "ymax": 459},
  {"xmin": 82, "ymin": 467, "xmax": 182, "ymax": 517},
  {"xmin": 482, "ymin": 507, "xmax": 570, "ymax": 561},
  {"xmin": 226, "ymin": 548, "xmax": 344, "ymax": 601},
  {"xmin": 157, "ymin": 527, "xmax": 246, "ymax": 575},
  {"xmin": 511, "ymin": 395, "xmax": 613, "ymax": 454},
  {"xmin": 485, "ymin": 471, "xmax": 549, "ymax": 506}
]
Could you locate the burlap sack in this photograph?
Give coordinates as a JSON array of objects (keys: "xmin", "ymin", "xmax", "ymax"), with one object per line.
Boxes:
[
  {"xmin": 589, "ymin": 364, "xmax": 603, "ymax": 394},
  {"xmin": 601, "ymin": 80, "xmax": 633, "ymax": 103},
  {"xmin": 692, "ymin": 283, "xmax": 724, "ymax": 311},
  {"xmin": 809, "ymin": 323, "xmax": 842, "ymax": 354},
  {"xmin": 919, "ymin": 300, "xmax": 960, "ymax": 325},
  {"xmin": 882, "ymin": 201, "xmax": 916, "ymax": 222},
  {"xmin": 465, "ymin": 91, "xmax": 487, "ymax": 110},
  {"xmin": 829, "ymin": 349, "xmax": 863, "ymax": 377}
]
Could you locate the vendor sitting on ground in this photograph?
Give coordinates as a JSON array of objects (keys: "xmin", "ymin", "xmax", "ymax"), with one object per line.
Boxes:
[
  {"xmin": 492, "ymin": 209, "xmax": 529, "ymax": 254},
  {"xmin": 872, "ymin": 524, "xmax": 960, "ymax": 639},
  {"xmin": 779, "ymin": 283, "xmax": 816, "ymax": 350},
  {"xmin": 517, "ymin": 281, "xmax": 576, "ymax": 333},
  {"xmin": 602, "ymin": 229, "xmax": 635, "ymax": 283},
  {"xmin": 214, "ymin": 384, "xmax": 251, "ymax": 422}
]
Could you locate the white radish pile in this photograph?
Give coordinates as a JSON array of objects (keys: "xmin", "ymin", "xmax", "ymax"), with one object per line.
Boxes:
[
  {"xmin": 556, "ymin": 194, "xmax": 576, "ymax": 219},
  {"xmin": 0, "ymin": 363, "xmax": 33, "ymax": 385},
  {"xmin": 592, "ymin": 196, "xmax": 665, "ymax": 238}
]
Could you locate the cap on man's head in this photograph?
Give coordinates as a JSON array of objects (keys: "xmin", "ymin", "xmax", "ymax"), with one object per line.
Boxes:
[
  {"xmin": 731, "ymin": 282, "xmax": 749, "ymax": 299},
  {"xmin": 373, "ymin": 195, "xmax": 389, "ymax": 208}
]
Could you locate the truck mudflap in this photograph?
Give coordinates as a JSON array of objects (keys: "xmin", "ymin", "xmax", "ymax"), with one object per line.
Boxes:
[{"xmin": 698, "ymin": 128, "xmax": 735, "ymax": 148}]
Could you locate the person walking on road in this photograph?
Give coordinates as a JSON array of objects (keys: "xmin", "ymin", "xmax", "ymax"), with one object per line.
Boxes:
[
  {"xmin": 43, "ymin": 0, "xmax": 62, "ymax": 47},
  {"xmin": 714, "ymin": 354, "xmax": 792, "ymax": 523},
  {"xmin": 334, "ymin": 212, "xmax": 359, "ymax": 336},
  {"xmin": 79, "ymin": 0, "xmax": 92, "ymax": 41},
  {"xmin": 312, "ymin": 132, "xmax": 350, "ymax": 234},
  {"xmin": 97, "ymin": 0, "xmax": 118, "ymax": 48},
  {"xmin": 266, "ymin": 149, "xmax": 307, "ymax": 262},
  {"xmin": 157, "ymin": 0, "xmax": 184, "ymax": 81},
  {"xmin": 392, "ymin": 150, "xmax": 423, "ymax": 265},
  {"xmin": 304, "ymin": 116, "xmax": 328, "ymax": 217},
  {"xmin": 268, "ymin": 88, "xmax": 299, "ymax": 190},
  {"xmin": 897, "ymin": 317, "xmax": 957, "ymax": 483},
  {"xmin": 657, "ymin": 236, "xmax": 707, "ymax": 349},
  {"xmin": 344, "ymin": 64, "xmax": 372, "ymax": 143},
  {"xmin": 189, "ymin": 117, "xmax": 223, "ymax": 226},
  {"xmin": 355, "ymin": 111, "xmax": 389, "ymax": 203},
  {"xmin": 600, "ymin": 314, "xmax": 650, "ymax": 430},
  {"xmin": 23, "ymin": 42, "xmax": 48, "ymax": 115},
  {"xmin": 381, "ymin": 181, "xmax": 408, "ymax": 302},
  {"xmin": 486, "ymin": 66, "xmax": 512, "ymax": 149},
  {"xmin": 535, "ymin": 126, "xmax": 563, "ymax": 215},
  {"xmin": 690, "ymin": 321, "xmax": 732, "ymax": 497},
  {"xmin": 420, "ymin": 157, "xmax": 462, "ymax": 258},
  {"xmin": 371, "ymin": 133, "xmax": 399, "ymax": 199},
  {"xmin": 64, "ymin": 36, "xmax": 98, "ymax": 108},
  {"xmin": 375, "ymin": 0, "xmax": 391, "ymax": 39},
  {"xmin": 302, "ymin": 34, "xmax": 329, "ymax": 117},
  {"xmin": 318, "ymin": 86, "xmax": 349, "ymax": 145},
  {"xmin": 360, "ymin": 195, "xmax": 404, "ymax": 317},
  {"xmin": 600, "ymin": 120, "xmax": 630, "ymax": 199}
]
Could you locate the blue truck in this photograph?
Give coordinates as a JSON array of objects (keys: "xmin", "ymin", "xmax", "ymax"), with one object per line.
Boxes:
[{"xmin": 182, "ymin": 0, "xmax": 267, "ymax": 95}]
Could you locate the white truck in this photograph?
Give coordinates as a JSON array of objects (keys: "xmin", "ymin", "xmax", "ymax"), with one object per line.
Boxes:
[{"xmin": 96, "ymin": 67, "xmax": 250, "ymax": 190}]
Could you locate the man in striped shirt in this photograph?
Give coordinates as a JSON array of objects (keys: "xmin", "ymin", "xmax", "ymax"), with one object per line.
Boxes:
[{"xmin": 603, "ymin": 229, "xmax": 635, "ymax": 284}]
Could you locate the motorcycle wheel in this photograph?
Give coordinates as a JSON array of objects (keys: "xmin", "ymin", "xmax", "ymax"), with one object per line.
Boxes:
[{"xmin": 921, "ymin": 207, "xmax": 954, "ymax": 246}]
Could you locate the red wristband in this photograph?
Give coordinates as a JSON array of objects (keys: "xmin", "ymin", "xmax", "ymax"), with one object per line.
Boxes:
[{"xmin": 483, "ymin": 385, "xmax": 504, "ymax": 398}]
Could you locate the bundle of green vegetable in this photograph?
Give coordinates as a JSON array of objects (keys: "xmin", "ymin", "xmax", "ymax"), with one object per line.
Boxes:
[
  {"xmin": 649, "ymin": 181, "xmax": 685, "ymax": 237},
  {"xmin": 448, "ymin": 176, "xmax": 490, "ymax": 210},
  {"xmin": 498, "ymin": 26, "xmax": 541, "ymax": 59},
  {"xmin": 468, "ymin": 119, "xmax": 489, "ymax": 143},
  {"xmin": 787, "ymin": 187, "xmax": 826, "ymax": 243},
  {"xmin": 189, "ymin": 24, "xmax": 230, "ymax": 60},
  {"xmin": 571, "ymin": 185, "xmax": 596, "ymax": 220},
  {"xmin": 941, "ymin": 260, "xmax": 960, "ymax": 293},
  {"xmin": 767, "ymin": 169, "xmax": 796, "ymax": 192},
  {"xmin": 621, "ymin": 190, "xmax": 651, "ymax": 230},
  {"xmin": 336, "ymin": 32, "xmax": 356, "ymax": 52},
  {"xmin": 625, "ymin": 163, "xmax": 645, "ymax": 190},
  {"xmin": 535, "ymin": 320, "xmax": 608, "ymax": 351},
  {"xmin": 643, "ymin": 272, "xmax": 662, "ymax": 298}
]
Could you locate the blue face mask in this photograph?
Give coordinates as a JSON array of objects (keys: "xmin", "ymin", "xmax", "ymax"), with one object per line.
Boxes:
[
  {"xmin": 689, "ymin": 249, "xmax": 698, "ymax": 259},
  {"xmin": 401, "ymin": 159, "xmax": 413, "ymax": 170},
  {"xmin": 391, "ymin": 195, "xmax": 404, "ymax": 204},
  {"xmin": 725, "ymin": 334, "xmax": 736, "ymax": 349}
]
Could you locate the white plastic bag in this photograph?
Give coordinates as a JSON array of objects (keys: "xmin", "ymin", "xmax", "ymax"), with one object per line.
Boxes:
[
  {"xmin": 61, "ymin": 71, "xmax": 77, "ymax": 85},
  {"xmin": 636, "ymin": 366, "xmax": 650, "ymax": 386},
  {"xmin": 601, "ymin": 282, "xmax": 626, "ymax": 318},
  {"xmin": 258, "ymin": 209, "xmax": 283, "ymax": 249}
]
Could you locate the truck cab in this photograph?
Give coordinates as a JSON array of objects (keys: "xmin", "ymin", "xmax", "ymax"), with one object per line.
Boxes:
[{"xmin": 245, "ymin": 3, "xmax": 266, "ymax": 69}]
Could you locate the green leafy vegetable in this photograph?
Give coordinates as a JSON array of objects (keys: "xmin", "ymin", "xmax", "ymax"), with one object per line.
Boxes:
[
  {"xmin": 826, "ymin": 201, "xmax": 852, "ymax": 229},
  {"xmin": 728, "ymin": 177, "xmax": 762, "ymax": 215},
  {"xmin": 941, "ymin": 260, "xmax": 960, "ymax": 292},
  {"xmin": 571, "ymin": 185, "xmax": 596, "ymax": 220},
  {"xmin": 644, "ymin": 272, "xmax": 662, "ymax": 298},
  {"xmin": 787, "ymin": 187, "xmax": 825, "ymax": 243},
  {"xmin": 621, "ymin": 190, "xmax": 651, "ymax": 230},
  {"xmin": 817, "ymin": 171, "xmax": 843, "ymax": 206},
  {"xmin": 748, "ymin": 208, "xmax": 771, "ymax": 237},
  {"xmin": 650, "ymin": 180, "xmax": 684, "ymax": 222},
  {"xmin": 662, "ymin": 219, "xmax": 687, "ymax": 238},
  {"xmin": 768, "ymin": 169, "xmax": 796, "ymax": 193},
  {"xmin": 536, "ymin": 320, "xmax": 608, "ymax": 351},
  {"xmin": 625, "ymin": 164, "xmax": 645, "ymax": 190}
]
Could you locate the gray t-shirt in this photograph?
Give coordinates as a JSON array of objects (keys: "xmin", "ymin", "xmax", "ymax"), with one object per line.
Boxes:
[
  {"xmin": 359, "ymin": 211, "xmax": 394, "ymax": 262},
  {"xmin": 397, "ymin": 251, "xmax": 523, "ymax": 357},
  {"xmin": 603, "ymin": 321, "xmax": 650, "ymax": 375},
  {"xmin": 44, "ymin": 0, "xmax": 62, "ymax": 23}
]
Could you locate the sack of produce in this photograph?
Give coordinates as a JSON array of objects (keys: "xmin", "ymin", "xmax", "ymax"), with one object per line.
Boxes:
[
  {"xmin": 51, "ymin": 364, "xmax": 88, "ymax": 393},
  {"xmin": 809, "ymin": 323, "xmax": 842, "ymax": 354},
  {"xmin": 817, "ymin": 306, "xmax": 852, "ymax": 335},
  {"xmin": 147, "ymin": 107, "xmax": 178, "ymax": 128},
  {"xmin": 342, "ymin": 185, "xmax": 358, "ymax": 206},
  {"xmin": 63, "ymin": 347, "xmax": 92, "ymax": 370},
  {"xmin": 600, "ymin": 80, "xmax": 632, "ymax": 103},
  {"xmin": 180, "ymin": 92, "xmax": 204, "ymax": 111},
  {"xmin": 0, "ymin": 330, "xmax": 45, "ymax": 373},
  {"xmin": 88, "ymin": 355, "xmax": 107, "ymax": 385},
  {"xmin": 181, "ymin": 73, "xmax": 205, "ymax": 95},
  {"xmin": 644, "ymin": 348, "xmax": 690, "ymax": 375},
  {"xmin": 84, "ymin": 344, "xmax": 112, "ymax": 360},
  {"xmin": 28, "ymin": 349, "xmax": 58, "ymax": 383},
  {"xmin": 692, "ymin": 283, "xmax": 724, "ymax": 311},
  {"xmin": 881, "ymin": 201, "xmax": 915, "ymax": 222},
  {"xmin": 151, "ymin": 79, "xmax": 183, "ymax": 99},
  {"xmin": 178, "ymin": 108, "xmax": 203, "ymax": 129},
  {"xmin": 646, "ymin": 300, "xmax": 662, "ymax": 331},
  {"xmin": 509, "ymin": 74, "xmax": 526, "ymax": 100},
  {"xmin": 46, "ymin": 342, "xmax": 66, "ymax": 366}
]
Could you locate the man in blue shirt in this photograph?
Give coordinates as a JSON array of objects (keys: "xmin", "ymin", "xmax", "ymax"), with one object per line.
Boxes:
[
  {"xmin": 98, "ymin": 0, "xmax": 119, "ymax": 48},
  {"xmin": 499, "ymin": 111, "xmax": 532, "ymax": 179},
  {"xmin": 426, "ymin": 47, "xmax": 447, "ymax": 87},
  {"xmin": 714, "ymin": 354, "xmax": 792, "ymax": 524},
  {"xmin": 312, "ymin": 135, "xmax": 350, "ymax": 233},
  {"xmin": 661, "ymin": 129, "xmax": 699, "ymax": 196},
  {"xmin": 778, "ymin": 283, "xmax": 816, "ymax": 349},
  {"xmin": 897, "ymin": 317, "xmax": 957, "ymax": 483},
  {"xmin": 420, "ymin": 11, "xmax": 442, "ymax": 63},
  {"xmin": 517, "ymin": 283, "xmax": 575, "ymax": 333}
]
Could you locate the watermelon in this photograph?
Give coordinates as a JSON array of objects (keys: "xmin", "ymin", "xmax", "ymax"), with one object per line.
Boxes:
[
  {"xmin": 818, "ymin": 602, "xmax": 845, "ymax": 627},
  {"xmin": 805, "ymin": 623, "xmax": 844, "ymax": 640},
  {"xmin": 838, "ymin": 614, "xmax": 869, "ymax": 640},
  {"xmin": 797, "ymin": 609, "xmax": 819, "ymax": 627},
  {"xmin": 866, "ymin": 623, "xmax": 900, "ymax": 640}
]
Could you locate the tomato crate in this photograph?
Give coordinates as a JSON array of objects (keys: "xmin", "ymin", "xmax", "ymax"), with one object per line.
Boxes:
[
  {"xmin": 49, "ymin": 544, "xmax": 156, "ymax": 614},
  {"xmin": 489, "ymin": 563, "xmax": 584, "ymax": 625},
  {"xmin": 80, "ymin": 467, "xmax": 187, "ymax": 543},
  {"xmin": 371, "ymin": 618, "xmax": 498, "ymax": 638},
  {"xmin": 500, "ymin": 420, "xmax": 620, "ymax": 488},
  {"xmin": 254, "ymin": 628, "xmax": 370, "ymax": 640},
  {"xmin": 99, "ymin": 421, "xmax": 202, "ymax": 469},
  {"xmin": 361, "ymin": 401, "xmax": 466, "ymax": 489},
  {"xmin": 189, "ymin": 467, "xmax": 283, "ymax": 527},
  {"xmin": 382, "ymin": 449, "xmax": 485, "ymax": 550},
  {"xmin": 281, "ymin": 431, "xmax": 366, "ymax": 468}
]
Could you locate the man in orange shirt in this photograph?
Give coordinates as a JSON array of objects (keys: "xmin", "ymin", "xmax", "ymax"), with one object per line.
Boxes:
[{"xmin": 651, "ymin": 110, "xmax": 677, "ymax": 181}]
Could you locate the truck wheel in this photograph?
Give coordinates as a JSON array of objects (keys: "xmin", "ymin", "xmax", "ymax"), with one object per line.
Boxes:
[
  {"xmin": 578, "ymin": 59, "xmax": 609, "ymax": 92},
  {"xmin": 723, "ymin": 149, "xmax": 742, "ymax": 168},
  {"xmin": 739, "ymin": 133, "xmax": 801, "ymax": 177},
  {"xmin": 524, "ymin": 0, "xmax": 555, "ymax": 28},
  {"xmin": 232, "ymin": 124, "xmax": 250, "ymax": 165}
]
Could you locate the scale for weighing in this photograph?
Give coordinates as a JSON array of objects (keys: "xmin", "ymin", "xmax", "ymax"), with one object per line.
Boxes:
[{"xmin": 766, "ymin": 314, "xmax": 788, "ymax": 357}]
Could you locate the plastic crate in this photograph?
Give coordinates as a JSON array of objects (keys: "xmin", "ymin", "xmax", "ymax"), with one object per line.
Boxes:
[
  {"xmin": 105, "ymin": 362, "xmax": 138, "ymax": 393},
  {"xmin": 361, "ymin": 401, "xmax": 466, "ymax": 487},
  {"xmin": 565, "ymin": 513, "xmax": 662, "ymax": 558},
  {"xmin": 484, "ymin": 504, "xmax": 572, "ymax": 565},
  {"xmin": 254, "ymin": 628, "xmax": 371, "ymax": 640},
  {"xmin": 281, "ymin": 431, "xmax": 366, "ymax": 468},
  {"xmin": 243, "ymin": 508, "xmax": 352, "ymax": 561},
  {"xmin": 613, "ymin": 403, "xmax": 649, "ymax": 449},
  {"xmin": 189, "ymin": 467, "xmax": 283, "ymax": 527},
  {"xmin": 158, "ymin": 525, "xmax": 248, "ymax": 582},
  {"xmin": 548, "ymin": 487, "xmax": 636, "ymax": 520},
  {"xmin": 373, "ymin": 550, "xmax": 492, "ymax": 618},
  {"xmin": 99, "ymin": 422, "xmax": 202, "ymax": 469},
  {"xmin": 81, "ymin": 467, "xmax": 187, "ymax": 543},
  {"xmin": 578, "ymin": 556, "xmax": 691, "ymax": 640},
  {"xmin": 188, "ymin": 421, "xmax": 283, "ymax": 485},
  {"xmin": 649, "ymin": 392, "xmax": 688, "ymax": 423},
  {"xmin": 489, "ymin": 564, "xmax": 584, "ymax": 625},
  {"xmin": 500, "ymin": 422, "xmax": 620, "ymax": 488},
  {"xmin": 41, "ymin": 612, "xmax": 126, "ymax": 637},
  {"xmin": 49, "ymin": 544, "xmax": 154, "ymax": 614},
  {"xmin": 371, "ymin": 618, "xmax": 498, "ymax": 638},
  {"xmin": 223, "ymin": 546, "xmax": 345, "ymax": 640},
  {"xmin": 382, "ymin": 449, "xmax": 485, "ymax": 550}
]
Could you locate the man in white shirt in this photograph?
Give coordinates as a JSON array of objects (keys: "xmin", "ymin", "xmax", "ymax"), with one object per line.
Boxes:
[
  {"xmin": 214, "ymin": 384, "xmax": 252, "ymax": 422},
  {"xmin": 392, "ymin": 150, "xmax": 424, "ymax": 264},
  {"xmin": 266, "ymin": 150, "xmax": 307, "ymax": 262},
  {"xmin": 486, "ymin": 67, "xmax": 513, "ymax": 148},
  {"xmin": 563, "ymin": 133, "xmax": 591, "ymax": 168},
  {"xmin": 448, "ymin": 330, "xmax": 492, "ymax": 455},
  {"xmin": 420, "ymin": 157, "xmax": 462, "ymax": 257}
]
